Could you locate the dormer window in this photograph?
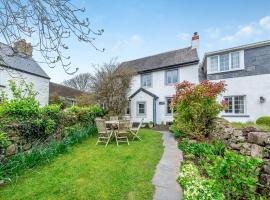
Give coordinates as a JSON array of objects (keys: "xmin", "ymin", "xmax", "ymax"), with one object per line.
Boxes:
[
  {"xmin": 208, "ymin": 51, "xmax": 242, "ymax": 74},
  {"xmin": 141, "ymin": 73, "xmax": 152, "ymax": 87}
]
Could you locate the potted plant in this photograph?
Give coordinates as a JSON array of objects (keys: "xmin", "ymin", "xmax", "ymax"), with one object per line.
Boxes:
[{"xmin": 148, "ymin": 121, "xmax": 154, "ymax": 128}]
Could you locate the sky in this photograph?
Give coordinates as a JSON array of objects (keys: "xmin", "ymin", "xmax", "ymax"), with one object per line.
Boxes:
[{"xmin": 37, "ymin": 0, "xmax": 270, "ymax": 83}]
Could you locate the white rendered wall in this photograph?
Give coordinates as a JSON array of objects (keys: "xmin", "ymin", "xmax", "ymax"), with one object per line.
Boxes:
[
  {"xmin": 0, "ymin": 67, "xmax": 49, "ymax": 106},
  {"xmin": 129, "ymin": 64, "xmax": 199, "ymax": 124},
  {"xmin": 213, "ymin": 74, "xmax": 270, "ymax": 122}
]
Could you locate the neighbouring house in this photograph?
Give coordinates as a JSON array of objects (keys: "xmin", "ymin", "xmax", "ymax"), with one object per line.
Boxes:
[
  {"xmin": 200, "ymin": 40, "xmax": 270, "ymax": 122},
  {"xmin": 120, "ymin": 32, "xmax": 200, "ymax": 125},
  {"xmin": 49, "ymin": 82, "xmax": 85, "ymax": 106},
  {"xmin": 0, "ymin": 40, "xmax": 50, "ymax": 106}
]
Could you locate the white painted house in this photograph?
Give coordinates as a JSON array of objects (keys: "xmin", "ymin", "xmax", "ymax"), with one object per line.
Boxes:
[
  {"xmin": 0, "ymin": 40, "xmax": 50, "ymax": 106},
  {"xmin": 200, "ymin": 40, "xmax": 270, "ymax": 122},
  {"xmin": 120, "ymin": 33, "xmax": 200, "ymax": 125}
]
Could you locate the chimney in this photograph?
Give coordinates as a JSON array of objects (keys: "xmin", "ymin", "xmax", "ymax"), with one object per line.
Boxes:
[
  {"xmin": 191, "ymin": 32, "xmax": 199, "ymax": 50},
  {"xmin": 13, "ymin": 39, "xmax": 33, "ymax": 57}
]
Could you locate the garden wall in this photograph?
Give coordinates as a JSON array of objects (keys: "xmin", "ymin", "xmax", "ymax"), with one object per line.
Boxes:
[{"xmin": 211, "ymin": 119, "xmax": 270, "ymax": 193}]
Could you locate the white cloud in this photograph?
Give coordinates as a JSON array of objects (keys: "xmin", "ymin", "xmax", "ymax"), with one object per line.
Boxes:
[
  {"xmin": 204, "ymin": 28, "xmax": 221, "ymax": 39},
  {"xmin": 221, "ymin": 21, "xmax": 264, "ymax": 42},
  {"xmin": 110, "ymin": 34, "xmax": 144, "ymax": 52},
  {"xmin": 260, "ymin": 16, "xmax": 270, "ymax": 30},
  {"xmin": 176, "ymin": 32, "xmax": 190, "ymax": 41}
]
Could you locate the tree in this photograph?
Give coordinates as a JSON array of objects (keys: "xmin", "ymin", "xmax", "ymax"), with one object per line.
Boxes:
[
  {"xmin": 63, "ymin": 73, "xmax": 92, "ymax": 91},
  {"xmin": 89, "ymin": 60, "xmax": 134, "ymax": 116},
  {"xmin": 0, "ymin": 1, "xmax": 103, "ymax": 74},
  {"xmin": 75, "ymin": 94, "xmax": 95, "ymax": 107}
]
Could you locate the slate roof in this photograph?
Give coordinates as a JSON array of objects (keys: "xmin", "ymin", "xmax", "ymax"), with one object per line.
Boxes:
[
  {"xmin": 119, "ymin": 46, "xmax": 199, "ymax": 73},
  {"xmin": 0, "ymin": 42, "xmax": 50, "ymax": 79},
  {"xmin": 49, "ymin": 82, "xmax": 85, "ymax": 99}
]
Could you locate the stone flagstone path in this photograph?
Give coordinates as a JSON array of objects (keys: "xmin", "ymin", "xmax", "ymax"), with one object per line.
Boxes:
[{"xmin": 152, "ymin": 131, "xmax": 183, "ymax": 200}]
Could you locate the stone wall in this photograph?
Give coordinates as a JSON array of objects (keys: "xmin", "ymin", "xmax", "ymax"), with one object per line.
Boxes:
[{"xmin": 211, "ymin": 119, "xmax": 270, "ymax": 193}]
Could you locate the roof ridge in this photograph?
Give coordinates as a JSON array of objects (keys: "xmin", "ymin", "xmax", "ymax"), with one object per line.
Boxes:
[{"xmin": 121, "ymin": 46, "xmax": 192, "ymax": 64}]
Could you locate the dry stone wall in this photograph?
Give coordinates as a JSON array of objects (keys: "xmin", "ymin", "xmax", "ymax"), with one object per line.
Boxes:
[{"xmin": 211, "ymin": 119, "xmax": 270, "ymax": 193}]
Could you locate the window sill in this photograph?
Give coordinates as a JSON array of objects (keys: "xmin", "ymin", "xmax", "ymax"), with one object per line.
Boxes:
[
  {"xmin": 221, "ymin": 114, "xmax": 250, "ymax": 118},
  {"xmin": 207, "ymin": 68, "xmax": 244, "ymax": 75}
]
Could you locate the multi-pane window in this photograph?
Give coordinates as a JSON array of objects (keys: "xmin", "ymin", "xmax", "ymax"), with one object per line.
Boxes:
[
  {"xmin": 0, "ymin": 70, "xmax": 5, "ymax": 87},
  {"xmin": 209, "ymin": 51, "xmax": 241, "ymax": 73},
  {"xmin": 141, "ymin": 73, "xmax": 152, "ymax": 87},
  {"xmin": 166, "ymin": 69, "xmax": 178, "ymax": 85},
  {"xmin": 137, "ymin": 102, "xmax": 146, "ymax": 115},
  {"xmin": 166, "ymin": 98, "xmax": 173, "ymax": 114},
  {"xmin": 220, "ymin": 54, "xmax": 229, "ymax": 71},
  {"xmin": 224, "ymin": 96, "xmax": 245, "ymax": 114},
  {"xmin": 231, "ymin": 52, "xmax": 240, "ymax": 69},
  {"xmin": 210, "ymin": 56, "xmax": 218, "ymax": 72}
]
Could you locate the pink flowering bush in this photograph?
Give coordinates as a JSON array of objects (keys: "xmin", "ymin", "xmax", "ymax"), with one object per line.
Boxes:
[{"xmin": 172, "ymin": 80, "xmax": 226, "ymax": 140}]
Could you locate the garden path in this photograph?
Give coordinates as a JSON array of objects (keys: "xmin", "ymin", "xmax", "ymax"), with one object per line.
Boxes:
[{"xmin": 152, "ymin": 131, "xmax": 183, "ymax": 200}]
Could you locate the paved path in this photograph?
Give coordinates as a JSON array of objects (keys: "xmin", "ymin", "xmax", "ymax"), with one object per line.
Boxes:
[{"xmin": 152, "ymin": 131, "xmax": 183, "ymax": 200}]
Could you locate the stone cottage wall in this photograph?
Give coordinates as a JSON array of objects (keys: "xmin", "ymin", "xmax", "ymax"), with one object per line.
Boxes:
[{"xmin": 211, "ymin": 119, "xmax": 270, "ymax": 193}]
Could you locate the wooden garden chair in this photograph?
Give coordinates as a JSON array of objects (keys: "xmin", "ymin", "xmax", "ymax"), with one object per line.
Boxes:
[
  {"xmin": 129, "ymin": 118, "xmax": 143, "ymax": 141},
  {"xmin": 95, "ymin": 118, "xmax": 113, "ymax": 147},
  {"xmin": 110, "ymin": 116, "xmax": 118, "ymax": 121},
  {"xmin": 115, "ymin": 120, "xmax": 130, "ymax": 146}
]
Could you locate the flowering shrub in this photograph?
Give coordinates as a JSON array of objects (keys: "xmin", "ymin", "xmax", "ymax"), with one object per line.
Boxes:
[
  {"xmin": 179, "ymin": 162, "xmax": 225, "ymax": 200},
  {"xmin": 172, "ymin": 80, "xmax": 226, "ymax": 140}
]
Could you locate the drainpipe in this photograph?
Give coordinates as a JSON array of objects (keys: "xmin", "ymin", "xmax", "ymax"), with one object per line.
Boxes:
[{"xmin": 153, "ymin": 98, "xmax": 157, "ymax": 126}]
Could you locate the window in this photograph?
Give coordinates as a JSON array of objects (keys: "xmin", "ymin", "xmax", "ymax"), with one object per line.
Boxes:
[
  {"xmin": 224, "ymin": 96, "xmax": 245, "ymax": 114},
  {"xmin": 0, "ymin": 70, "xmax": 5, "ymax": 87},
  {"xmin": 210, "ymin": 56, "xmax": 218, "ymax": 72},
  {"xmin": 166, "ymin": 97, "xmax": 173, "ymax": 114},
  {"xmin": 208, "ymin": 51, "xmax": 242, "ymax": 73},
  {"xmin": 166, "ymin": 69, "xmax": 178, "ymax": 85},
  {"xmin": 231, "ymin": 52, "xmax": 240, "ymax": 69},
  {"xmin": 141, "ymin": 73, "xmax": 152, "ymax": 87},
  {"xmin": 220, "ymin": 54, "xmax": 229, "ymax": 71},
  {"xmin": 137, "ymin": 102, "xmax": 146, "ymax": 116}
]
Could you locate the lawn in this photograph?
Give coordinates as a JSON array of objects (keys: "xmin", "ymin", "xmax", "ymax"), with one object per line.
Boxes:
[
  {"xmin": 0, "ymin": 129, "xmax": 164, "ymax": 200},
  {"xmin": 231, "ymin": 122, "xmax": 270, "ymax": 132}
]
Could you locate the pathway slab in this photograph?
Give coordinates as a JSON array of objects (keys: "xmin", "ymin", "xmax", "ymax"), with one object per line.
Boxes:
[{"xmin": 152, "ymin": 131, "xmax": 183, "ymax": 200}]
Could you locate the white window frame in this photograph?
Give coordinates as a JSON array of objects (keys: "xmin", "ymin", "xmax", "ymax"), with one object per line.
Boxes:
[
  {"xmin": 141, "ymin": 73, "xmax": 152, "ymax": 88},
  {"xmin": 165, "ymin": 69, "xmax": 178, "ymax": 85},
  {"xmin": 223, "ymin": 95, "xmax": 246, "ymax": 115},
  {"xmin": 136, "ymin": 101, "xmax": 146, "ymax": 116},
  {"xmin": 126, "ymin": 101, "xmax": 131, "ymax": 115},
  {"xmin": 208, "ymin": 51, "xmax": 243, "ymax": 74}
]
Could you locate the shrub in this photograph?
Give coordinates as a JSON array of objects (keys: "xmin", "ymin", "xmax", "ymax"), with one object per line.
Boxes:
[
  {"xmin": 172, "ymin": 80, "xmax": 226, "ymax": 140},
  {"xmin": 179, "ymin": 139, "xmax": 225, "ymax": 157},
  {"xmin": 0, "ymin": 131, "xmax": 9, "ymax": 148},
  {"xmin": 203, "ymin": 150, "xmax": 262, "ymax": 199},
  {"xmin": 256, "ymin": 116, "xmax": 270, "ymax": 127},
  {"xmin": 0, "ymin": 80, "xmax": 39, "ymax": 122},
  {"xmin": 179, "ymin": 162, "xmax": 225, "ymax": 200}
]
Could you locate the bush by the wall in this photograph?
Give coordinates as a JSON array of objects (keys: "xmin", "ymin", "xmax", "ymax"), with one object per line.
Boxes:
[
  {"xmin": 179, "ymin": 162, "xmax": 225, "ymax": 200},
  {"xmin": 256, "ymin": 116, "xmax": 270, "ymax": 127},
  {"xmin": 172, "ymin": 80, "xmax": 226, "ymax": 140}
]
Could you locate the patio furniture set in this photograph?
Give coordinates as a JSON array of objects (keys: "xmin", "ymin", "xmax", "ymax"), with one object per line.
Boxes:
[{"xmin": 95, "ymin": 116, "xmax": 143, "ymax": 147}]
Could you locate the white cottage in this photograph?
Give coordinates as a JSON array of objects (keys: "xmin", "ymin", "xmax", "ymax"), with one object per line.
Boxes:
[
  {"xmin": 120, "ymin": 33, "xmax": 200, "ymax": 125},
  {"xmin": 0, "ymin": 40, "xmax": 50, "ymax": 106},
  {"xmin": 200, "ymin": 40, "xmax": 270, "ymax": 122}
]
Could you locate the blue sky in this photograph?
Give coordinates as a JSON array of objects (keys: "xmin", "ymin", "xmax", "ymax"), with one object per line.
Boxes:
[{"xmin": 39, "ymin": 0, "xmax": 270, "ymax": 83}]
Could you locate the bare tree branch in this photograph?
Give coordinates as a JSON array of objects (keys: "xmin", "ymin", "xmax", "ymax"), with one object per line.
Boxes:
[{"xmin": 0, "ymin": 0, "xmax": 103, "ymax": 74}]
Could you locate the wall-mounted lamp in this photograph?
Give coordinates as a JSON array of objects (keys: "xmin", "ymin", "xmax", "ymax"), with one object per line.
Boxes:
[{"xmin": 260, "ymin": 96, "xmax": 266, "ymax": 103}]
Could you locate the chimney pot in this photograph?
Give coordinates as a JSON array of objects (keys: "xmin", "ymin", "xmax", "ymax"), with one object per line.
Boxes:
[{"xmin": 191, "ymin": 32, "xmax": 199, "ymax": 50}]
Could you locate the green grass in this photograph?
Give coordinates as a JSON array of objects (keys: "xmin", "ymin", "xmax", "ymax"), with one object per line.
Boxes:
[
  {"xmin": 0, "ymin": 129, "xmax": 163, "ymax": 200},
  {"xmin": 231, "ymin": 122, "xmax": 270, "ymax": 132}
]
